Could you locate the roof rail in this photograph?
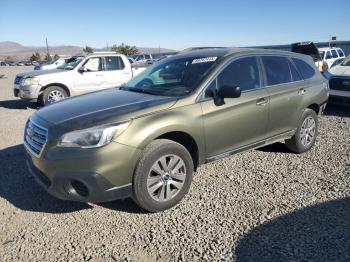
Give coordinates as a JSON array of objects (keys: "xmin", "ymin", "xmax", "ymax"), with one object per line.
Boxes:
[{"xmin": 91, "ymin": 51, "xmax": 117, "ymax": 54}]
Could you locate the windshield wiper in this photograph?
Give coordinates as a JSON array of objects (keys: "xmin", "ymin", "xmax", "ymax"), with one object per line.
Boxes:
[{"xmin": 124, "ymin": 87, "xmax": 158, "ymax": 95}]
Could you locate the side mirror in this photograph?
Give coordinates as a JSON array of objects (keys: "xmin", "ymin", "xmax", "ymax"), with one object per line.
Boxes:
[
  {"xmin": 78, "ymin": 66, "xmax": 87, "ymax": 73},
  {"xmin": 218, "ymin": 85, "xmax": 241, "ymax": 99}
]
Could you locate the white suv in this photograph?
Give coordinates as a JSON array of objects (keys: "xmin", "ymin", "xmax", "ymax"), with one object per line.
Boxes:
[
  {"xmin": 14, "ymin": 52, "xmax": 146, "ymax": 105},
  {"xmin": 318, "ymin": 47, "xmax": 346, "ymax": 68}
]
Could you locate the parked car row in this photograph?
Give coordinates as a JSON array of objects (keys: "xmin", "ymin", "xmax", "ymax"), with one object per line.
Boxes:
[
  {"xmin": 130, "ymin": 52, "xmax": 177, "ymax": 66},
  {"xmin": 14, "ymin": 52, "xmax": 147, "ymax": 105},
  {"xmin": 22, "ymin": 47, "xmax": 329, "ymax": 212},
  {"xmin": 0, "ymin": 60, "xmax": 35, "ymax": 66}
]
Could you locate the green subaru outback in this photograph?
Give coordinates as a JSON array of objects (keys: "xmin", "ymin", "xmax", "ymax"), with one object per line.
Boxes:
[{"xmin": 25, "ymin": 48, "xmax": 329, "ymax": 212}]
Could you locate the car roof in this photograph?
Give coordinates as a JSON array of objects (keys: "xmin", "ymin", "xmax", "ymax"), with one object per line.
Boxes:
[
  {"xmin": 318, "ymin": 47, "xmax": 343, "ymax": 51},
  {"xmin": 173, "ymin": 47, "xmax": 302, "ymax": 59}
]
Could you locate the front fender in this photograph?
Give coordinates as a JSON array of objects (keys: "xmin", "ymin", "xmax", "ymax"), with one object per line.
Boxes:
[
  {"xmin": 115, "ymin": 103, "xmax": 205, "ymax": 163},
  {"xmin": 39, "ymin": 78, "xmax": 73, "ymax": 95}
]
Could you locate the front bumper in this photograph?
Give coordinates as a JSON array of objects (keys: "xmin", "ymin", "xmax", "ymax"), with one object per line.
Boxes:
[
  {"xmin": 27, "ymin": 158, "xmax": 132, "ymax": 202},
  {"xmin": 25, "ymin": 141, "xmax": 141, "ymax": 203},
  {"xmin": 329, "ymin": 89, "xmax": 350, "ymax": 98},
  {"xmin": 14, "ymin": 84, "xmax": 40, "ymax": 99}
]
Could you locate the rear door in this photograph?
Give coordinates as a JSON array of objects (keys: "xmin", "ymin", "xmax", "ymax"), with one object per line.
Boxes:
[
  {"xmin": 73, "ymin": 57, "xmax": 105, "ymax": 94},
  {"xmin": 200, "ymin": 56, "xmax": 269, "ymax": 159},
  {"xmin": 260, "ymin": 55, "xmax": 305, "ymax": 138},
  {"xmin": 102, "ymin": 56, "xmax": 131, "ymax": 88}
]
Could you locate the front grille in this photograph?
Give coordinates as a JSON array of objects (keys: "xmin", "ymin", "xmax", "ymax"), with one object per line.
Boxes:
[
  {"xmin": 24, "ymin": 120, "xmax": 48, "ymax": 157},
  {"xmin": 14, "ymin": 76, "xmax": 22, "ymax": 85},
  {"xmin": 329, "ymin": 77, "xmax": 350, "ymax": 92}
]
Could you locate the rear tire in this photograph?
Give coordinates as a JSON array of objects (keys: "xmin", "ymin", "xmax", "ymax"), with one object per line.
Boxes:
[
  {"xmin": 42, "ymin": 86, "xmax": 68, "ymax": 106},
  {"xmin": 132, "ymin": 139, "xmax": 194, "ymax": 212},
  {"xmin": 285, "ymin": 108, "xmax": 318, "ymax": 153}
]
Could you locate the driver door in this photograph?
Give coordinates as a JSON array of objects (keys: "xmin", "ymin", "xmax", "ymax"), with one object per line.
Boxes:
[
  {"xmin": 73, "ymin": 57, "xmax": 105, "ymax": 95},
  {"xmin": 200, "ymin": 56, "xmax": 269, "ymax": 159}
]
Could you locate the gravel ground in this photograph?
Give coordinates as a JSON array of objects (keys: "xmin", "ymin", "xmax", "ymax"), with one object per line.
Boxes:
[{"xmin": 0, "ymin": 67, "xmax": 350, "ymax": 261}]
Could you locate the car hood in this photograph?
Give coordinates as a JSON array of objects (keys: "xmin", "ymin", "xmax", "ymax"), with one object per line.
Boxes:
[
  {"xmin": 35, "ymin": 88, "xmax": 177, "ymax": 131},
  {"xmin": 291, "ymin": 42, "xmax": 321, "ymax": 61},
  {"xmin": 16, "ymin": 68, "xmax": 66, "ymax": 78},
  {"xmin": 329, "ymin": 65, "xmax": 350, "ymax": 76}
]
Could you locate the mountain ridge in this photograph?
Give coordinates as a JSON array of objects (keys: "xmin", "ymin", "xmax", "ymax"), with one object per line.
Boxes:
[{"xmin": 0, "ymin": 41, "xmax": 176, "ymax": 59}]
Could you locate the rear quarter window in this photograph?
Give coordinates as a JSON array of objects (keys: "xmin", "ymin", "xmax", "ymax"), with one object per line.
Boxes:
[
  {"xmin": 292, "ymin": 58, "xmax": 316, "ymax": 80},
  {"xmin": 337, "ymin": 49, "xmax": 345, "ymax": 57}
]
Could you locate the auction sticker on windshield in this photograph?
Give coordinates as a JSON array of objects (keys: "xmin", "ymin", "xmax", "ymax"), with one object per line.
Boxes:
[{"xmin": 192, "ymin": 57, "xmax": 217, "ymax": 64}]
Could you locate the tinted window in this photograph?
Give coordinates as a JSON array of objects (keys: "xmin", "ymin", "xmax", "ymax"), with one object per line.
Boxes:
[
  {"xmin": 325, "ymin": 51, "xmax": 332, "ymax": 59},
  {"xmin": 105, "ymin": 56, "xmax": 125, "ymax": 70},
  {"xmin": 261, "ymin": 56, "xmax": 291, "ymax": 85},
  {"xmin": 337, "ymin": 49, "xmax": 344, "ymax": 57},
  {"xmin": 288, "ymin": 60, "xmax": 302, "ymax": 81},
  {"xmin": 331, "ymin": 50, "xmax": 338, "ymax": 58},
  {"xmin": 83, "ymin": 57, "xmax": 102, "ymax": 71},
  {"xmin": 217, "ymin": 57, "xmax": 260, "ymax": 92},
  {"xmin": 144, "ymin": 54, "xmax": 151, "ymax": 59},
  {"xmin": 292, "ymin": 58, "xmax": 316, "ymax": 79},
  {"xmin": 136, "ymin": 55, "xmax": 144, "ymax": 61}
]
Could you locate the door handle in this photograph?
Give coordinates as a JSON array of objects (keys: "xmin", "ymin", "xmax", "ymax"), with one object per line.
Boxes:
[
  {"xmin": 123, "ymin": 72, "xmax": 130, "ymax": 75},
  {"xmin": 298, "ymin": 88, "xmax": 306, "ymax": 95},
  {"xmin": 256, "ymin": 97, "xmax": 268, "ymax": 106},
  {"xmin": 95, "ymin": 74, "xmax": 104, "ymax": 76}
]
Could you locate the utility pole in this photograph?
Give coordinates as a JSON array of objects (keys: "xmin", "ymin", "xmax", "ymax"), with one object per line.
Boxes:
[{"xmin": 45, "ymin": 37, "xmax": 51, "ymax": 61}]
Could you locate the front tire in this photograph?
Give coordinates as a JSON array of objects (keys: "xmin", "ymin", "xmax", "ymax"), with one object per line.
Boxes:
[
  {"xmin": 42, "ymin": 86, "xmax": 68, "ymax": 106},
  {"xmin": 132, "ymin": 139, "xmax": 194, "ymax": 212},
  {"xmin": 285, "ymin": 108, "xmax": 318, "ymax": 153}
]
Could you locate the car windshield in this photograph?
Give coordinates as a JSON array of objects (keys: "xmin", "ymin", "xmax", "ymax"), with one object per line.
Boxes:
[
  {"xmin": 341, "ymin": 56, "xmax": 350, "ymax": 66},
  {"xmin": 57, "ymin": 57, "xmax": 83, "ymax": 70},
  {"xmin": 121, "ymin": 56, "xmax": 220, "ymax": 97}
]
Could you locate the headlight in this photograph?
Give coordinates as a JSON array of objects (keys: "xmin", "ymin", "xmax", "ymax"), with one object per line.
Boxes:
[
  {"xmin": 58, "ymin": 122, "xmax": 130, "ymax": 148},
  {"xmin": 21, "ymin": 77, "xmax": 40, "ymax": 86}
]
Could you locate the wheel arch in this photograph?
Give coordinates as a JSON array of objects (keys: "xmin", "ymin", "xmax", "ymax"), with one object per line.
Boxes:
[
  {"xmin": 307, "ymin": 103, "xmax": 320, "ymax": 115},
  {"xmin": 154, "ymin": 131, "xmax": 200, "ymax": 171},
  {"xmin": 40, "ymin": 83, "xmax": 71, "ymax": 97}
]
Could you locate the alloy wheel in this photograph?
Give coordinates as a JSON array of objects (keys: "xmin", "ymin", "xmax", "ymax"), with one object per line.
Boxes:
[
  {"xmin": 300, "ymin": 116, "xmax": 316, "ymax": 147},
  {"xmin": 147, "ymin": 154, "xmax": 187, "ymax": 202}
]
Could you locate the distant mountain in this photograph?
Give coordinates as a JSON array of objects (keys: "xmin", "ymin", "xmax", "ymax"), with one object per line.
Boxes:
[{"xmin": 0, "ymin": 41, "xmax": 176, "ymax": 60}]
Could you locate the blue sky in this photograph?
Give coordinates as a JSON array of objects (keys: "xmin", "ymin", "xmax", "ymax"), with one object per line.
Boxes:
[{"xmin": 0, "ymin": 0, "xmax": 349, "ymax": 50}]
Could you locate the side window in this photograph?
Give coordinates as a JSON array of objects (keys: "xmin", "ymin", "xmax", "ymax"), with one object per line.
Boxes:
[
  {"xmin": 261, "ymin": 56, "xmax": 292, "ymax": 86},
  {"xmin": 325, "ymin": 51, "xmax": 332, "ymax": 59},
  {"xmin": 331, "ymin": 49, "xmax": 338, "ymax": 58},
  {"xmin": 217, "ymin": 56, "xmax": 260, "ymax": 92},
  {"xmin": 292, "ymin": 58, "xmax": 316, "ymax": 80},
  {"xmin": 83, "ymin": 57, "xmax": 102, "ymax": 72},
  {"xmin": 337, "ymin": 49, "xmax": 344, "ymax": 57},
  {"xmin": 144, "ymin": 54, "xmax": 151, "ymax": 60},
  {"xmin": 104, "ymin": 56, "xmax": 125, "ymax": 71},
  {"xmin": 288, "ymin": 59, "xmax": 302, "ymax": 81}
]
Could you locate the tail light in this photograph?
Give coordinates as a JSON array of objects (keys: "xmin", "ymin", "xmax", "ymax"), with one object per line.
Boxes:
[{"xmin": 321, "ymin": 62, "xmax": 328, "ymax": 72}]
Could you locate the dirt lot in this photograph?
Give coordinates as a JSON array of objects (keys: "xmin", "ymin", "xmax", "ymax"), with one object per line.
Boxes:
[{"xmin": 0, "ymin": 66, "xmax": 349, "ymax": 261}]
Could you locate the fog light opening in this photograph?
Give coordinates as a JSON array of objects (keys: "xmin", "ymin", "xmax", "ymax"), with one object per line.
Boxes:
[{"xmin": 71, "ymin": 180, "xmax": 89, "ymax": 197}]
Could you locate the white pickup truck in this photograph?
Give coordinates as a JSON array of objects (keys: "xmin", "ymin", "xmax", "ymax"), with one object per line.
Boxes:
[{"xmin": 14, "ymin": 52, "xmax": 147, "ymax": 105}]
